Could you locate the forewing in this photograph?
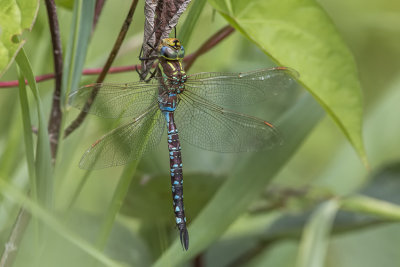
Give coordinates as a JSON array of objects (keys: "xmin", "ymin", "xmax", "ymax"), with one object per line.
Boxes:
[
  {"xmin": 175, "ymin": 93, "xmax": 282, "ymax": 153},
  {"xmin": 185, "ymin": 67, "xmax": 299, "ymax": 108},
  {"xmin": 79, "ymin": 108, "xmax": 165, "ymax": 169},
  {"xmin": 69, "ymin": 80, "xmax": 159, "ymax": 118}
]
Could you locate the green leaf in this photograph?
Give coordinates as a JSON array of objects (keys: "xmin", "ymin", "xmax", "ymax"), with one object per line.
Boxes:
[
  {"xmin": 16, "ymin": 47, "xmax": 53, "ymax": 207},
  {"xmin": 61, "ymin": 0, "xmax": 96, "ymax": 106},
  {"xmin": 154, "ymin": 92, "xmax": 324, "ymax": 266},
  {"xmin": 17, "ymin": 68, "xmax": 37, "ymax": 198},
  {"xmin": 295, "ymin": 199, "xmax": 340, "ymax": 267},
  {"xmin": 55, "ymin": 0, "xmax": 74, "ymax": 9},
  {"xmin": 180, "ymin": 0, "xmax": 207, "ymax": 45},
  {"xmin": 207, "ymin": 0, "xmax": 367, "ymax": 166},
  {"xmin": 56, "ymin": 0, "xmax": 95, "ymax": 183},
  {"xmin": 0, "ymin": 0, "xmax": 39, "ymax": 77}
]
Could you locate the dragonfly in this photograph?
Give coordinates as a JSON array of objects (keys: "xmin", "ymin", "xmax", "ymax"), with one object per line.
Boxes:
[{"xmin": 69, "ymin": 38, "xmax": 298, "ymax": 250}]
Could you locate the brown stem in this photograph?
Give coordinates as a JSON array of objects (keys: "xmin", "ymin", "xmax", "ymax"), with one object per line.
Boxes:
[
  {"xmin": 63, "ymin": 0, "xmax": 139, "ymax": 138},
  {"xmin": 184, "ymin": 25, "xmax": 235, "ymax": 71},
  {"xmin": 45, "ymin": 0, "xmax": 64, "ymax": 159}
]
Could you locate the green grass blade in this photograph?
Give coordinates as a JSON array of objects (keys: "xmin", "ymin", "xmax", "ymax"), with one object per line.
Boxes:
[
  {"xmin": 153, "ymin": 92, "xmax": 324, "ymax": 266},
  {"xmin": 0, "ymin": 178, "xmax": 128, "ymax": 267},
  {"xmin": 295, "ymin": 199, "xmax": 340, "ymax": 267},
  {"xmin": 16, "ymin": 48, "xmax": 53, "ymax": 208},
  {"xmin": 17, "ymin": 68, "xmax": 37, "ymax": 198},
  {"xmin": 207, "ymin": 0, "xmax": 367, "ymax": 166},
  {"xmin": 61, "ymin": 0, "xmax": 96, "ymax": 104},
  {"xmin": 179, "ymin": 0, "xmax": 207, "ymax": 45},
  {"xmin": 55, "ymin": 0, "xmax": 95, "ymax": 196}
]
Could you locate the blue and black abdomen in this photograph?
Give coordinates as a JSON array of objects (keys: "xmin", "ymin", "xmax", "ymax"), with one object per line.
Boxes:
[{"xmin": 164, "ymin": 111, "xmax": 189, "ymax": 250}]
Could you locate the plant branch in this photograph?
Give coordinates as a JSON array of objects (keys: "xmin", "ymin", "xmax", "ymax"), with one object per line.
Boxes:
[
  {"xmin": 63, "ymin": 0, "xmax": 139, "ymax": 138},
  {"xmin": 45, "ymin": 0, "xmax": 64, "ymax": 159},
  {"xmin": 0, "ymin": 209, "xmax": 31, "ymax": 267}
]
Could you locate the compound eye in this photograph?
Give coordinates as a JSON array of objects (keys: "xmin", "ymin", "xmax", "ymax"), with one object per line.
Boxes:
[
  {"xmin": 178, "ymin": 46, "xmax": 185, "ymax": 58},
  {"xmin": 161, "ymin": 46, "xmax": 178, "ymax": 59}
]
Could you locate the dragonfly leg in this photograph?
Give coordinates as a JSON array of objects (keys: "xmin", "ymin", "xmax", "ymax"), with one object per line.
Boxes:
[{"xmin": 138, "ymin": 55, "xmax": 159, "ymax": 61}]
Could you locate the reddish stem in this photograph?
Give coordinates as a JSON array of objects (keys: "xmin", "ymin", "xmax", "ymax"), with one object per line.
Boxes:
[
  {"xmin": 0, "ymin": 65, "xmax": 143, "ymax": 89},
  {"xmin": 1, "ymin": 26, "xmax": 235, "ymax": 89}
]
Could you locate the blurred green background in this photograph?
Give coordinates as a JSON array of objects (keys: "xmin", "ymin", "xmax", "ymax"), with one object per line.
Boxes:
[{"xmin": 0, "ymin": 0, "xmax": 400, "ymax": 266}]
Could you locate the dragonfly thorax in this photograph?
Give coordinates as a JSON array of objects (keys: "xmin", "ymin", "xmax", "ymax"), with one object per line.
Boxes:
[
  {"xmin": 159, "ymin": 56, "xmax": 187, "ymax": 95},
  {"xmin": 158, "ymin": 38, "xmax": 187, "ymax": 93}
]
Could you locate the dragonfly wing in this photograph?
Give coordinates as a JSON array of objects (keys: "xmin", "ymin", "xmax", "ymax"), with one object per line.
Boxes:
[
  {"xmin": 185, "ymin": 67, "xmax": 299, "ymax": 108},
  {"xmin": 69, "ymin": 80, "xmax": 160, "ymax": 118},
  {"xmin": 175, "ymin": 92, "xmax": 282, "ymax": 153},
  {"xmin": 79, "ymin": 107, "xmax": 165, "ymax": 169}
]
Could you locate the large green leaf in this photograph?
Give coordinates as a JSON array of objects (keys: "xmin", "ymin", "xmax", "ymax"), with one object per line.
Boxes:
[
  {"xmin": 0, "ymin": 0, "xmax": 39, "ymax": 77},
  {"xmin": 207, "ymin": 0, "xmax": 367, "ymax": 165}
]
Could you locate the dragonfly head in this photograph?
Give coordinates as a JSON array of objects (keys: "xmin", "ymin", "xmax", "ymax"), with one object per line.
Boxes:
[{"xmin": 159, "ymin": 38, "xmax": 185, "ymax": 60}]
